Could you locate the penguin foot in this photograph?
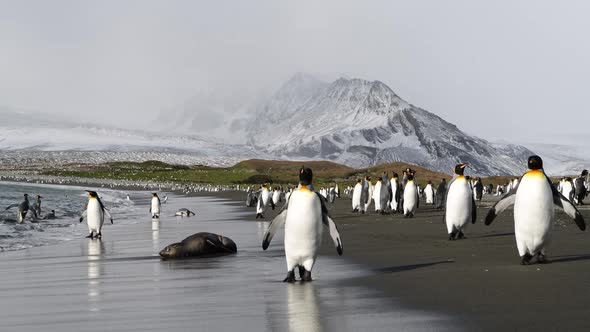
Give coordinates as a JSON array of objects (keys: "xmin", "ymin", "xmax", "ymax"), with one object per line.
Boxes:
[
  {"xmin": 97, "ymin": 232, "xmax": 102, "ymax": 239},
  {"xmin": 86, "ymin": 233, "xmax": 94, "ymax": 239},
  {"xmin": 361, "ymin": 210, "xmax": 365, "ymax": 214},
  {"xmin": 448, "ymin": 230, "xmax": 457, "ymax": 241},
  {"xmin": 520, "ymin": 254, "xmax": 533, "ymax": 265},
  {"xmin": 457, "ymin": 231, "xmax": 465, "ymax": 239},
  {"xmin": 537, "ymin": 254, "xmax": 549, "ymax": 264},
  {"xmin": 283, "ymin": 271, "xmax": 296, "ymax": 283},
  {"xmin": 298, "ymin": 266, "xmax": 305, "ymax": 279},
  {"xmin": 301, "ymin": 270, "xmax": 313, "ymax": 282}
]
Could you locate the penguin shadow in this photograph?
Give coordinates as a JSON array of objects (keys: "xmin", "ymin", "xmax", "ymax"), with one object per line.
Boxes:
[
  {"xmin": 548, "ymin": 254, "xmax": 590, "ymax": 264},
  {"xmin": 374, "ymin": 260, "xmax": 454, "ymax": 274}
]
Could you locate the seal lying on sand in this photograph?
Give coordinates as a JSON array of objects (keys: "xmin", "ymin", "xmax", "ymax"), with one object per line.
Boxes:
[
  {"xmin": 175, "ymin": 208, "xmax": 195, "ymax": 217},
  {"xmin": 159, "ymin": 232, "xmax": 237, "ymax": 259}
]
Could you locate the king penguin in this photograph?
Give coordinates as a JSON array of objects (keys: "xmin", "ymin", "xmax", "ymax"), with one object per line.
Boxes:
[
  {"xmin": 256, "ymin": 184, "xmax": 275, "ymax": 219},
  {"xmin": 150, "ymin": 193, "xmax": 161, "ymax": 218},
  {"xmin": 444, "ymin": 163, "xmax": 476, "ymax": 240},
  {"xmin": 373, "ymin": 177, "xmax": 383, "ymax": 213},
  {"xmin": 351, "ymin": 179, "xmax": 363, "ymax": 212},
  {"xmin": 402, "ymin": 173, "xmax": 419, "ymax": 217},
  {"xmin": 262, "ymin": 166, "xmax": 343, "ymax": 282},
  {"xmin": 424, "ymin": 181, "xmax": 435, "ymax": 205},
  {"xmin": 5, "ymin": 193, "xmax": 38, "ymax": 223},
  {"xmin": 80, "ymin": 191, "xmax": 113, "ymax": 239},
  {"xmin": 485, "ymin": 156, "xmax": 585, "ymax": 264}
]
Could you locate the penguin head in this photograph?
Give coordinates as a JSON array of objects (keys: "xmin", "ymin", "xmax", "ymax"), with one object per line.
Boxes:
[
  {"xmin": 407, "ymin": 174, "xmax": 414, "ymax": 181},
  {"xmin": 299, "ymin": 166, "xmax": 313, "ymax": 186},
  {"xmin": 356, "ymin": 179, "xmax": 361, "ymax": 183},
  {"xmin": 86, "ymin": 191, "xmax": 98, "ymax": 198},
  {"xmin": 159, "ymin": 243, "xmax": 183, "ymax": 258},
  {"xmin": 23, "ymin": 193, "xmax": 29, "ymax": 198},
  {"xmin": 527, "ymin": 155, "xmax": 543, "ymax": 170},
  {"xmin": 36, "ymin": 195, "xmax": 43, "ymax": 199},
  {"xmin": 152, "ymin": 193, "xmax": 158, "ymax": 197},
  {"xmin": 454, "ymin": 163, "xmax": 468, "ymax": 175},
  {"xmin": 392, "ymin": 172, "xmax": 398, "ymax": 178},
  {"xmin": 581, "ymin": 169, "xmax": 588, "ymax": 176}
]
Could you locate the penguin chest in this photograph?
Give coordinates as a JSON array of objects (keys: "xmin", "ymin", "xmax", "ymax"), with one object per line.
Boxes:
[
  {"xmin": 352, "ymin": 184, "xmax": 362, "ymax": 206},
  {"xmin": 403, "ymin": 183, "xmax": 417, "ymax": 209},
  {"xmin": 151, "ymin": 198, "xmax": 160, "ymax": 213},
  {"xmin": 445, "ymin": 179, "xmax": 472, "ymax": 225},
  {"xmin": 284, "ymin": 191, "xmax": 323, "ymax": 259},
  {"xmin": 87, "ymin": 200, "xmax": 104, "ymax": 230},
  {"xmin": 514, "ymin": 174, "xmax": 554, "ymax": 242}
]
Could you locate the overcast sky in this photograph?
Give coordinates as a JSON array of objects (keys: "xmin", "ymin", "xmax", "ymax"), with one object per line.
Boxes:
[{"xmin": 1, "ymin": 0, "xmax": 588, "ymax": 143}]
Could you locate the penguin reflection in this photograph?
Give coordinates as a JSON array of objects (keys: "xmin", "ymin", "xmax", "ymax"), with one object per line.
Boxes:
[
  {"xmin": 287, "ymin": 283, "xmax": 321, "ymax": 332},
  {"xmin": 152, "ymin": 219, "xmax": 160, "ymax": 253},
  {"xmin": 87, "ymin": 240, "xmax": 105, "ymax": 313}
]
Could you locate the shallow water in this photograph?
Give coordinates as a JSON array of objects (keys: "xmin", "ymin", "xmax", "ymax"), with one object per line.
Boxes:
[
  {"xmin": 0, "ymin": 181, "xmax": 143, "ymax": 251},
  {"xmin": 0, "ymin": 188, "xmax": 453, "ymax": 331}
]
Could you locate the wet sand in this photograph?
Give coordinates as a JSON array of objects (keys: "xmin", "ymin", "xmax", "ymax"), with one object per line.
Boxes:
[
  {"xmin": 0, "ymin": 191, "xmax": 454, "ymax": 331},
  {"xmin": 217, "ymin": 190, "xmax": 590, "ymax": 331}
]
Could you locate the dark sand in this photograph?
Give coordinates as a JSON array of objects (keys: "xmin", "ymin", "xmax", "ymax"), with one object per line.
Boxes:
[
  {"xmin": 1, "ymin": 184, "xmax": 589, "ymax": 331},
  {"xmin": 219, "ymin": 190, "xmax": 590, "ymax": 331}
]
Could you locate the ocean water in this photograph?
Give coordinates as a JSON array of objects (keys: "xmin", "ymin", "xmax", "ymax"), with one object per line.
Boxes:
[{"xmin": 0, "ymin": 181, "xmax": 144, "ymax": 251}]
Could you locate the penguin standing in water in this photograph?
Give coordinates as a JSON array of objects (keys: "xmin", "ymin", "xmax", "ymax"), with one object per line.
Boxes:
[
  {"xmin": 444, "ymin": 164, "xmax": 477, "ymax": 240},
  {"xmin": 262, "ymin": 167, "xmax": 343, "ymax": 282},
  {"xmin": 485, "ymin": 156, "xmax": 585, "ymax": 264},
  {"xmin": 33, "ymin": 195, "xmax": 43, "ymax": 217},
  {"xmin": 150, "ymin": 193, "xmax": 161, "ymax": 218},
  {"xmin": 80, "ymin": 191, "xmax": 113, "ymax": 239},
  {"xmin": 351, "ymin": 179, "xmax": 363, "ymax": 212},
  {"xmin": 402, "ymin": 173, "xmax": 419, "ymax": 217},
  {"xmin": 5, "ymin": 193, "xmax": 38, "ymax": 223},
  {"xmin": 256, "ymin": 184, "xmax": 275, "ymax": 219}
]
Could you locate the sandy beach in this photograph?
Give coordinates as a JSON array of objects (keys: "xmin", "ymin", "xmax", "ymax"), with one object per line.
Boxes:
[{"xmin": 1, "ymin": 185, "xmax": 589, "ymax": 331}]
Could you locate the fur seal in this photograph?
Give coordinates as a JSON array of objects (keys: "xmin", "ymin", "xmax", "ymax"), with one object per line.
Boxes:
[{"xmin": 159, "ymin": 232, "xmax": 237, "ymax": 259}]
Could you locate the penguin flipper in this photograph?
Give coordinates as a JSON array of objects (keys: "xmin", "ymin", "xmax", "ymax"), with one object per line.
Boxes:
[
  {"xmin": 262, "ymin": 208, "xmax": 287, "ymax": 250},
  {"xmin": 5, "ymin": 204, "xmax": 18, "ymax": 210},
  {"xmin": 548, "ymin": 176, "xmax": 585, "ymax": 230},
  {"xmin": 471, "ymin": 196, "xmax": 477, "ymax": 224},
  {"xmin": 484, "ymin": 193, "xmax": 516, "ymax": 225},
  {"xmin": 104, "ymin": 209, "xmax": 114, "ymax": 224},
  {"xmin": 28, "ymin": 207, "xmax": 38, "ymax": 219},
  {"xmin": 79, "ymin": 210, "xmax": 87, "ymax": 223},
  {"xmin": 316, "ymin": 192, "xmax": 343, "ymax": 255}
]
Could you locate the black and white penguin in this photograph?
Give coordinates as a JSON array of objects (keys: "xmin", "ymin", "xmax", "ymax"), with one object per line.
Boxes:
[
  {"xmin": 435, "ymin": 178, "xmax": 448, "ymax": 209},
  {"xmin": 5, "ymin": 193, "xmax": 37, "ymax": 223},
  {"xmin": 256, "ymin": 184, "xmax": 275, "ymax": 219},
  {"xmin": 262, "ymin": 166, "xmax": 343, "ymax": 282},
  {"xmin": 150, "ymin": 193, "xmax": 161, "ymax": 218},
  {"xmin": 402, "ymin": 173, "xmax": 419, "ymax": 218},
  {"xmin": 473, "ymin": 177, "xmax": 484, "ymax": 202},
  {"xmin": 351, "ymin": 179, "xmax": 363, "ymax": 212},
  {"xmin": 390, "ymin": 173, "xmax": 401, "ymax": 213},
  {"xmin": 424, "ymin": 181, "xmax": 435, "ymax": 204},
  {"xmin": 485, "ymin": 156, "xmax": 586, "ymax": 264},
  {"xmin": 379, "ymin": 172, "xmax": 392, "ymax": 214},
  {"xmin": 80, "ymin": 191, "xmax": 113, "ymax": 239},
  {"xmin": 444, "ymin": 164, "xmax": 476, "ymax": 240}
]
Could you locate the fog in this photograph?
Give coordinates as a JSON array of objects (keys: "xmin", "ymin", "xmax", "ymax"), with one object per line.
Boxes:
[{"xmin": 1, "ymin": 0, "xmax": 588, "ymax": 143}]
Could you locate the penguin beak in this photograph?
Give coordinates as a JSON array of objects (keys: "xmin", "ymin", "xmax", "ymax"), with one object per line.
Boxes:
[{"xmin": 460, "ymin": 163, "xmax": 468, "ymax": 169}]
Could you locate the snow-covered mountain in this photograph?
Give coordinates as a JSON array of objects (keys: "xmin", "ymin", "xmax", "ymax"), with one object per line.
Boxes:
[{"xmin": 245, "ymin": 75, "xmax": 534, "ymax": 176}]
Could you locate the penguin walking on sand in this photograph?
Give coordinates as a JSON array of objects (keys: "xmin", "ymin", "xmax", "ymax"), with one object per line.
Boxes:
[
  {"xmin": 485, "ymin": 156, "xmax": 585, "ymax": 264},
  {"xmin": 256, "ymin": 184, "xmax": 275, "ymax": 219},
  {"xmin": 379, "ymin": 172, "xmax": 392, "ymax": 214},
  {"xmin": 473, "ymin": 177, "xmax": 484, "ymax": 202},
  {"xmin": 351, "ymin": 179, "xmax": 363, "ymax": 212},
  {"xmin": 390, "ymin": 173, "xmax": 401, "ymax": 213},
  {"xmin": 5, "ymin": 193, "xmax": 38, "ymax": 223},
  {"xmin": 402, "ymin": 173, "xmax": 419, "ymax": 217},
  {"xmin": 363, "ymin": 177, "xmax": 373, "ymax": 212},
  {"xmin": 80, "ymin": 191, "xmax": 113, "ymax": 239},
  {"xmin": 424, "ymin": 181, "xmax": 435, "ymax": 204},
  {"xmin": 150, "ymin": 193, "xmax": 161, "ymax": 218},
  {"xmin": 444, "ymin": 164, "xmax": 477, "ymax": 240},
  {"xmin": 262, "ymin": 166, "xmax": 343, "ymax": 282},
  {"xmin": 373, "ymin": 178, "xmax": 383, "ymax": 213}
]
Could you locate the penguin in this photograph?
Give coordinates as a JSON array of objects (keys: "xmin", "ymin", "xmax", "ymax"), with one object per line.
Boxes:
[
  {"xmin": 402, "ymin": 173, "xmax": 419, "ymax": 217},
  {"xmin": 126, "ymin": 194, "xmax": 131, "ymax": 201},
  {"xmin": 256, "ymin": 184, "xmax": 275, "ymax": 219},
  {"xmin": 175, "ymin": 208, "xmax": 195, "ymax": 217},
  {"xmin": 560, "ymin": 177, "xmax": 575, "ymax": 203},
  {"xmin": 80, "ymin": 191, "xmax": 113, "ymax": 239},
  {"xmin": 424, "ymin": 181, "xmax": 435, "ymax": 204},
  {"xmin": 574, "ymin": 170, "xmax": 588, "ymax": 205},
  {"xmin": 390, "ymin": 173, "xmax": 400, "ymax": 213},
  {"xmin": 473, "ymin": 177, "xmax": 484, "ymax": 202},
  {"xmin": 272, "ymin": 187, "xmax": 282, "ymax": 206},
  {"xmin": 378, "ymin": 172, "xmax": 392, "ymax": 214},
  {"xmin": 444, "ymin": 164, "xmax": 477, "ymax": 240},
  {"xmin": 246, "ymin": 190, "xmax": 256, "ymax": 207},
  {"xmin": 373, "ymin": 177, "xmax": 383, "ymax": 213},
  {"xmin": 34, "ymin": 195, "xmax": 43, "ymax": 217},
  {"xmin": 328, "ymin": 187, "xmax": 336, "ymax": 204},
  {"xmin": 435, "ymin": 178, "xmax": 448, "ymax": 209},
  {"xmin": 485, "ymin": 156, "xmax": 585, "ymax": 264},
  {"xmin": 360, "ymin": 176, "xmax": 372, "ymax": 213},
  {"xmin": 262, "ymin": 166, "xmax": 343, "ymax": 282},
  {"xmin": 162, "ymin": 195, "xmax": 168, "ymax": 204},
  {"xmin": 334, "ymin": 183, "xmax": 340, "ymax": 198},
  {"xmin": 150, "ymin": 193, "xmax": 161, "ymax": 218},
  {"xmin": 5, "ymin": 193, "xmax": 38, "ymax": 223},
  {"xmin": 351, "ymin": 179, "xmax": 363, "ymax": 212}
]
